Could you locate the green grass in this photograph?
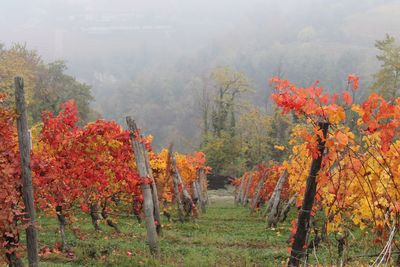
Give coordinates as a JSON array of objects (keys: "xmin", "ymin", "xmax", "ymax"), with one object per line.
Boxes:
[{"xmin": 19, "ymin": 193, "xmax": 384, "ymax": 266}]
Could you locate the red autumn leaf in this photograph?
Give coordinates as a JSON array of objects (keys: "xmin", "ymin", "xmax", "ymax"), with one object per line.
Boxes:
[
  {"xmin": 348, "ymin": 74, "xmax": 359, "ymax": 91},
  {"xmin": 319, "ymin": 94, "xmax": 330, "ymax": 104},
  {"xmin": 342, "ymin": 92, "xmax": 353, "ymax": 105}
]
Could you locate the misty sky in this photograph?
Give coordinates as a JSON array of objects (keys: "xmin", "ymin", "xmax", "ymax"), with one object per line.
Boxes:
[
  {"xmin": 2, "ymin": 0, "xmax": 399, "ymax": 63},
  {"xmin": 1, "ymin": 0, "xmax": 262, "ymax": 60}
]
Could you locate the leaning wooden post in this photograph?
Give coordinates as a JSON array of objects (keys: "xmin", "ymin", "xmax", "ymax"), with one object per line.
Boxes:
[
  {"xmin": 238, "ymin": 174, "xmax": 248, "ymax": 204},
  {"xmin": 192, "ymin": 181, "xmax": 200, "ymax": 203},
  {"xmin": 279, "ymin": 193, "xmax": 298, "ymax": 223},
  {"xmin": 250, "ymin": 173, "xmax": 268, "ymax": 213},
  {"xmin": 195, "ymin": 171, "xmax": 206, "ymax": 213},
  {"xmin": 55, "ymin": 206, "xmax": 68, "ymax": 251},
  {"xmin": 199, "ymin": 168, "xmax": 209, "ymax": 206},
  {"xmin": 235, "ymin": 174, "xmax": 246, "ymax": 205},
  {"xmin": 14, "ymin": 77, "xmax": 39, "ymax": 267},
  {"xmin": 126, "ymin": 117, "xmax": 160, "ymax": 256},
  {"xmin": 143, "ymin": 147, "xmax": 163, "ymax": 235},
  {"xmin": 267, "ymin": 170, "xmax": 288, "ymax": 228},
  {"xmin": 264, "ymin": 171, "xmax": 287, "ymax": 215},
  {"xmin": 288, "ymin": 122, "xmax": 329, "ymax": 267},
  {"xmin": 242, "ymin": 174, "xmax": 253, "ymax": 206},
  {"xmin": 168, "ymin": 146, "xmax": 185, "ymax": 222},
  {"xmin": 172, "ymin": 154, "xmax": 195, "ymax": 218}
]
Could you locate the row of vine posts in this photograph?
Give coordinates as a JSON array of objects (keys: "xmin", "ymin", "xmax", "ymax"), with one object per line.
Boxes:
[
  {"xmin": 10, "ymin": 77, "xmax": 209, "ymax": 265},
  {"xmin": 234, "ymin": 122, "xmax": 329, "ymax": 266},
  {"xmin": 126, "ymin": 116, "xmax": 209, "ymax": 257}
]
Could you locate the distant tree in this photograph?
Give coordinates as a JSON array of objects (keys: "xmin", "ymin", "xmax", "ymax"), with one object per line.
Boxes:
[
  {"xmin": 238, "ymin": 107, "xmax": 272, "ymax": 168},
  {"xmin": 199, "ymin": 65, "xmax": 293, "ymax": 176},
  {"xmin": 0, "ymin": 43, "xmax": 41, "ymax": 111},
  {"xmin": 32, "ymin": 61, "xmax": 97, "ymax": 124},
  {"xmin": 265, "ymin": 109, "xmax": 292, "ymax": 162},
  {"xmin": 200, "ymin": 67, "xmax": 251, "ymax": 175},
  {"xmin": 195, "ymin": 75, "xmax": 212, "ymax": 142},
  {"xmin": 0, "ymin": 44, "xmax": 97, "ymax": 124},
  {"xmin": 202, "ymin": 131, "xmax": 245, "ymax": 176},
  {"xmin": 370, "ymin": 34, "xmax": 400, "ymax": 100},
  {"xmin": 209, "ymin": 67, "xmax": 250, "ymax": 137}
]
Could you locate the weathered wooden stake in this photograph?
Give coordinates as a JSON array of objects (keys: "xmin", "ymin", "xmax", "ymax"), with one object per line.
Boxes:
[
  {"xmin": 143, "ymin": 148, "xmax": 162, "ymax": 235},
  {"xmin": 55, "ymin": 206, "xmax": 68, "ymax": 251},
  {"xmin": 126, "ymin": 117, "xmax": 160, "ymax": 256},
  {"xmin": 194, "ymin": 174, "xmax": 205, "ymax": 213},
  {"xmin": 14, "ymin": 77, "xmax": 39, "ymax": 267},
  {"xmin": 279, "ymin": 193, "xmax": 297, "ymax": 223},
  {"xmin": 168, "ymin": 146, "xmax": 186, "ymax": 222},
  {"xmin": 250, "ymin": 172, "xmax": 268, "ymax": 213},
  {"xmin": 288, "ymin": 122, "xmax": 329, "ymax": 267},
  {"xmin": 242, "ymin": 174, "xmax": 253, "ymax": 206},
  {"xmin": 172, "ymin": 153, "xmax": 195, "ymax": 219},
  {"xmin": 192, "ymin": 181, "xmax": 200, "ymax": 204},
  {"xmin": 267, "ymin": 170, "xmax": 288, "ymax": 227},
  {"xmin": 198, "ymin": 168, "xmax": 209, "ymax": 207},
  {"xmin": 264, "ymin": 171, "xmax": 286, "ymax": 214},
  {"xmin": 235, "ymin": 174, "xmax": 246, "ymax": 205}
]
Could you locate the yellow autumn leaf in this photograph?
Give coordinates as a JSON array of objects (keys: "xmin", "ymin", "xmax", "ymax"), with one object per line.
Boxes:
[{"xmin": 335, "ymin": 131, "xmax": 349, "ymax": 146}]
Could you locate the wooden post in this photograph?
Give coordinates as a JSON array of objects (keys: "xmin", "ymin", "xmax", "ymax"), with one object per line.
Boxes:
[
  {"xmin": 235, "ymin": 174, "xmax": 246, "ymax": 205},
  {"xmin": 172, "ymin": 168, "xmax": 185, "ymax": 222},
  {"xmin": 288, "ymin": 122, "xmax": 329, "ymax": 267},
  {"xmin": 194, "ymin": 171, "xmax": 206, "ymax": 213},
  {"xmin": 265, "ymin": 171, "xmax": 287, "ymax": 214},
  {"xmin": 126, "ymin": 117, "xmax": 160, "ymax": 256},
  {"xmin": 28, "ymin": 130, "xmax": 32, "ymax": 150},
  {"xmin": 198, "ymin": 168, "xmax": 209, "ymax": 206},
  {"xmin": 192, "ymin": 181, "xmax": 200, "ymax": 203},
  {"xmin": 168, "ymin": 146, "xmax": 185, "ymax": 222},
  {"xmin": 14, "ymin": 77, "xmax": 39, "ymax": 267},
  {"xmin": 263, "ymin": 170, "xmax": 287, "ymax": 217},
  {"xmin": 267, "ymin": 170, "xmax": 288, "ymax": 227},
  {"xmin": 242, "ymin": 174, "xmax": 253, "ymax": 206},
  {"xmin": 143, "ymin": 148, "xmax": 162, "ymax": 235},
  {"xmin": 56, "ymin": 206, "xmax": 68, "ymax": 251},
  {"xmin": 250, "ymin": 173, "xmax": 268, "ymax": 213},
  {"xmin": 172, "ymin": 154, "xmax": 195, "ymax": 218},
  {"xmin": 279, "ymin": 193, "xmax": 298, "ymax": 223},
  {"xmin": 239, "ymin": 174, "xmax": 248, "ymax": 204}
]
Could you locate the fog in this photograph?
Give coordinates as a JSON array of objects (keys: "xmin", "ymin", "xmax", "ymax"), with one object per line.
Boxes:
[{"xmin": 1, "ymin": 0, "xmax": 400, "ymax": 151}]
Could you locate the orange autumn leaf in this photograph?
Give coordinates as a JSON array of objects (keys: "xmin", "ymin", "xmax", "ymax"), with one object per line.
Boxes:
[
  {"xmin": 348, "ymin": 74, "xmax": 359, "ymax": 91},
  {"xmin": 335, "ymin": 131, "xmax": 349, "ymax": 146},
  {"xmin": 319, "ymin": 94, "xmax": 330, "ymax": 104},
  {"xmin": 342, "ymin": 92, "xmax": 353, "ymax": 105}
]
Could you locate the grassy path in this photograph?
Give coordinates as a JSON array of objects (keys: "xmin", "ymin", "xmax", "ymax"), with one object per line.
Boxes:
[
  {"xmin": 31, "ymin": 192, "xmax": 383, "ymax": 266},
  {"xmin": 158, "ymin": 197, "xmax": 290, "ymax": 266},
  {"xmin": 37, "ymin": 193, "xmax": 291, "ymax": 266}
]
